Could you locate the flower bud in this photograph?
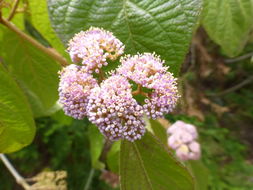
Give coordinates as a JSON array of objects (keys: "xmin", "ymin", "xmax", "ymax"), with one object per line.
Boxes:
[{"xmin": 58, "ymin": 64, "xmax": 98, "ymax": 119}]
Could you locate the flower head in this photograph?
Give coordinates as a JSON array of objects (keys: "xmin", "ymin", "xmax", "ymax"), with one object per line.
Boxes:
[
  {"xmin": 175, "ymin": 142, "xmax": 201, "ymax": 161},
  {"xmin": 59, "ymin": 27, "xmax": 182, "ymax": 142},
  {"xmin": 87, "ymin": 75, "xmax": 145, "ymax": 141},
  {"xmin": 117, "ymin": 53, "xmax": 167, "ymax": 87},
  {"xmin": 167, "ymin": 120, "xmax": 198, "ymax": 139},
  {"xmin": 58, "ymin": 64, "xmax": 98, "ymax": 119},
  {"xmin": 118, "ymin": 53, "xmax": 179, "ymax": 119},
  {"xmin": 167, "ymin": 121, "xmax": 201, "ymax": 161},
  {"xmin": 143, "ymin": 73, "xmax": 179, "ymax": 119},
  {"xmin": 68, "ymin": 27, "xmax": 124, "ymax": 73}
]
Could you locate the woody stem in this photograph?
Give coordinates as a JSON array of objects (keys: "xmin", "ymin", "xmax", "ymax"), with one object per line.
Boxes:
[{"xmin": 0, "ymin": 16, "xmax": 68, "ymax": 67}]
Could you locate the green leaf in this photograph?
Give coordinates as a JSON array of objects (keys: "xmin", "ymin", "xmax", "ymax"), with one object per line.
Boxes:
[
  {"xmin": 149, "ymin": 119, "xmax": 167, "ymax": 145},
  {"xmin": 107, "ymin": 141, "xmax": 121, "ymax": 174},
  {"xmin": 0, "ymin": 27, "xmax": 60, "ymax": 117},
  {"xmin": 201, "ymin": 0, "xmax": 253, "ymax": 57},
  {"xmin": 47, "ymin": 0, "xmax": 201, "ymax": 75},
  {"xmin": 120, "ymin": 132, "xmax": 195, "ymax": 190},
  {"xmin": 187, "ymin": 160, "xmax": 209, "ymax": 190},
  {"xmin": 27, "ymin": 0, "xmax": 69, "ymax": 58},
  {"xmin": 0, "ymin": 63, "xmax": 35, "ymax": 153},
  {"xmin": 88, "ymin": 124, "xmax": 105, "ymax": 169}
]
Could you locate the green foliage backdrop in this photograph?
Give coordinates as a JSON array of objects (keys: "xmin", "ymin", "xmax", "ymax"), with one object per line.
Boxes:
[{"xmin": 0, "ymin": 0, "xmax": 253, "ymax": 189}]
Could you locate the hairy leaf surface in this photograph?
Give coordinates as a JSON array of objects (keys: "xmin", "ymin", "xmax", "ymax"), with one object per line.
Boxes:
[
  {"xmin": 0, "ymin": 27, "xmax": 60, "ymax": 117},
  {"xmin": 47, "ymin": 0, "xmax": 201, "ymax": 75},
  {"xmin": 202, "ymin": 0, "xmax": 253, "ymax": 56},
  {"xmin": 120, "ymin": 132, "xmax": 195, "ymax": 190}
]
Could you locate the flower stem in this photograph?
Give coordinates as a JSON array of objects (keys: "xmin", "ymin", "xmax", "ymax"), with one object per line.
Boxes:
[
  {"xmin": 132, "ymin": 85, "xmax": 148, "ymax": 97},
  {"xmin": 98, "ymin": 69, "xmax": 106, "ymax": 82},
  {"xmin": 0, "ymin": 16, "xmax": 68, "ymax": 67}
]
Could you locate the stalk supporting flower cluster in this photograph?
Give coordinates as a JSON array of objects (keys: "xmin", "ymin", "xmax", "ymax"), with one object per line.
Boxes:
[
  {"xmin": 58, "ymin": 27, "xmax": 180, "ymax": 141},
  {"xmin": 167, "ymin": 121, "xmax": 201, "ymax": 161}
]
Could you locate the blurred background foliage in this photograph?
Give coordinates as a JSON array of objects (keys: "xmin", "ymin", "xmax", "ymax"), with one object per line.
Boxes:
[
  {"xmin": 1, "ymin": 28, "xmax": 253, "ymax": 189},
  {"xmin": 1, "ymin": 0, "xmax": 253, "ymax": 189}
]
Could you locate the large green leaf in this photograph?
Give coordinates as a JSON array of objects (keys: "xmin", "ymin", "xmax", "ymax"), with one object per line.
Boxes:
[
  {"xmin": 28, "ymin": 0, "xmax": 68, "ymax": 58},
  {"xmin": 120, "ymin": 132, "xmax": 195, "ymax": 190},
  {"xmin": 201, "ymin": 0, "xmax": 253, "ymax": 57},
  {"xmin": 0, "ymin": 27, "xmax": 60, "ymax": 117},
  {"xmin": 0, "ymin": 63, "xmax": 35, "ymax": 153},
  {"xmin": 47, "ymin": 0, "xmax": 201, "ymax": 75}
]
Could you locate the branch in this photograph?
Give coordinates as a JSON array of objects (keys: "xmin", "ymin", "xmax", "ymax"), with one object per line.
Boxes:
[
  {"xmin": 208, "ymin": 76, "xmax": 253, "ymax": 96},
  {"xmin": 132, "ymin": 85, "xmax": 148, "ymax": 97},
  {"xmin": 98, "ymin": 69, "xmax": 106, "ymax": 82},
  {"xmin": 7, "ymin": 0, "xmax": 19, "ymax": 21},
  {"xmin": 0, "ymin": 0, "xmax": 7, "ymax": 8},
  {"xmin": 0, "ymin": 0, "xmax": 3, "ymax": 7},
  {"xmin": 0, "ymin": 17, "xmax": 68, "ymax": 67},
  {"xmin": 224, "ymin": 52, "xmax": 253, "ymax": 63},
  {"xmin": 0, "ymin": 154, "xmax": 32, "ymax": 190}
]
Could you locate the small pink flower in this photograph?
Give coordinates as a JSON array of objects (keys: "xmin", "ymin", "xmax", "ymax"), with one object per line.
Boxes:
[
  {"xmin": 176, "ymin": 144, "xmax": 190, "ymax": 161},
  {"xmin": 167, "ymin": 121, "xmax": 201, "ymax": 161},
  {"xmin": 168, "ymin": 120, "xmax": 198, "ymax": 138}
]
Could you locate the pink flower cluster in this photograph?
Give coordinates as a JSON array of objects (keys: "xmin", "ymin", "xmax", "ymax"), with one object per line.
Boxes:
[
  {"xmin": 68, "ymin": 27, "xmax": 124, "ymax": 73},
  {"xmin": 118, "ymin": 53, "xmax": 179, "ymax": 119},
  {"xmin": 87, "ymin": 75, "xmax": 145, "ymax": 141},
  {"xmin": 58, "ymin": 65, "xmax": 98, "ymax": 119},
  {"xmin": 58, "ymin": 27, "xmax": 180, "ymax": 141},
  {"xmin": 167, "ymin": 121, "xmax": 201, "ymax": 161}
]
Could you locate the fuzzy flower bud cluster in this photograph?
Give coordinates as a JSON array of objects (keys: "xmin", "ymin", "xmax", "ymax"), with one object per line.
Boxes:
[
  {"xmin": 58, "ymin": 27, "xmax": 180, "ymax": 141},
  {"xmin": 167, "ymin": 121, "xmax": 201, "ymax": 161},
  {"xmin": 58, "ymin": 64, "xmax": 98, "ymax": 119},
  {"xmin": 117, "ymin": 53, "xmax": 180, "ymax": 119},
  {"xmin": 68, "ymin": 27, "xmax": 124, "ymax": 73},
  {"xmin": 87, "ymin": 75, "xmax": 145, "ymax": 141}
]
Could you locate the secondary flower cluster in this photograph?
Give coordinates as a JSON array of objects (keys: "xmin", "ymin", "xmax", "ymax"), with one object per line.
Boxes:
[
  {"xmin": 58, "ymin": 27, "xmax": 180, "ymax": 141},
  {"xmin": 68, "ymin": 27, "xmax": 124, "ymax": 73},
  {"xmin": 167, "ymin": 121, "xmax": 201, "ymax": 161},
  {"xmin": 58, "ymin": 64, "xmax": 98, "ymax": 120},
  {"xmin": 87, "ymin": 75, "xmax": 146, "ymax": 141},
  {"xmin": 117, "ymin": 54, "xmax": 179, "ymax": 119}
]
